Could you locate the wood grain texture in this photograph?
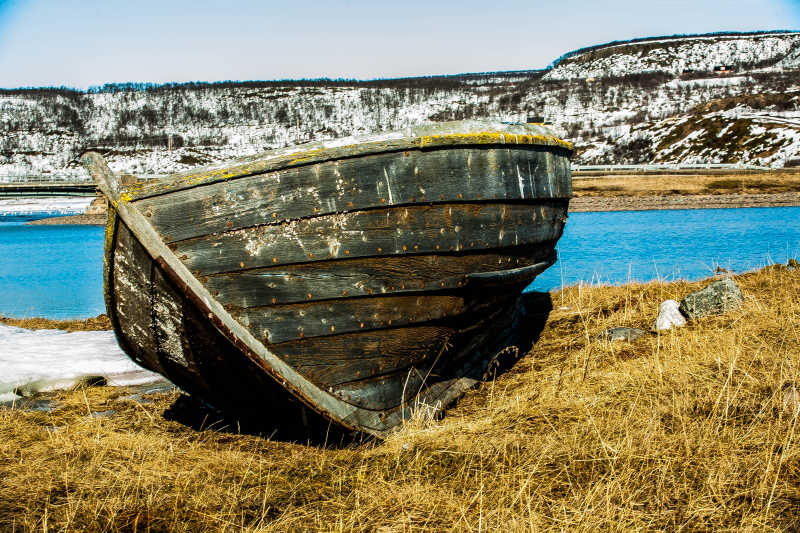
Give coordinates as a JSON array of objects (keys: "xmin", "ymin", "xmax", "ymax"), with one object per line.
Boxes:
[
  {"xmin": 331, "ymin": 369, "xmax": 429, "ymax": 411},
  {"xmin": 150, "ymin": 266, "xmax": 190, "ymax": 369},
  {"xmin": 207, "ymin": 248, "xmax": 555, "ymax": 307},
  {"xmin": 234, "ymin": 294, "xmax": 466, "ymax": 343},
  {"xmin": 112, "ymin": 223, "xmax": 162, "ymax": 373},
  {"xmin": 137, "ymin": 146, "xmax": 570, "ymax": 242},
  {"xmin": 174, "ymin": 202, "xmax": 566, "ymax": 275},
  {"xmin": 272, "ymin": 325, "xmax": 451, "ymax": 389}
]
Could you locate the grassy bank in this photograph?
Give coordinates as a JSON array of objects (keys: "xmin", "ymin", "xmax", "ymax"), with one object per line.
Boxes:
[
  {"xmin": 573, "ymin": 170, "xmax": 800, "ymax": 197},
  {"xmin": 3, "ymin": 265, "xmax": 800, "ymax": 531},
  {"xmin": 0, "ymin": 314, "xmax": 111, "ymax": 332}
]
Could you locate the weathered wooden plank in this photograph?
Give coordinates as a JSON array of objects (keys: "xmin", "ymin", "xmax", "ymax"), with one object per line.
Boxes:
[
  {"xmin": 112, "ymin": 223, "xmax": 163, "ymax": 374},
  {"xmin": 415, "ymin": 377, "xmax": 479, "ymax": 411},
  {"xmin": 136, "ymin": 147, "xmax": 570, "ymax": 242},
  {"xmin": 151, "ymin": 265, "xmax": 191, "ymax": 370},
  {"xmin": 331, "ymin": 368, "xmax": 429, "ymax": 411},
  {"xmin": 234, "ymin": 294, "xmax": 466, "ymax": 343},
  {"xmin": 326, "ymin": 288, "xmax": 527, "ymax": 411},
  {"xmin": 465, "ymin": 262, "xmax": 551, "ymax": 287},
  {"xmin": 207, "ymin": 248, "xmax": 555, "ymax": 307},
  {"xmin": 272, "ymin": 326, "xmax": 450, "ymax": 388},
  {"xmin": 273, "ymin": 324, "xmax": 452, "ymax": 385},
  {"xmin": 113, "ymin": 222, "xmax": 211, "ymax": 388},
  {"xmin": 174, "ymin": 202, "xmax": 566, "ymax": 275}
]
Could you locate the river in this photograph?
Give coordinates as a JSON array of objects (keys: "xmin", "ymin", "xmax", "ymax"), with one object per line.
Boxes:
[
  {"xmin": 1, "ymin": 206, "xmax": 799, "ymax": 319},
  {"xmin": 530, "ymin": 205, "xmax": 800, "ymax": 291}
]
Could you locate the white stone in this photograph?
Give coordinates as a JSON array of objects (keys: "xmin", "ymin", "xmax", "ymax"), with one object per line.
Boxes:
[
  {"xmin": 654, "ymin": 300, "xmax": 686, "ymax": 331},
  {"xmin": 783, "ymin": 386, "xmax": 800, "ymax": 417}
]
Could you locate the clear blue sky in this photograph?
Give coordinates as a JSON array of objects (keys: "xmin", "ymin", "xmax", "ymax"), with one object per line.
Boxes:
[{"xmin": 0, "ymin": 0, "xmax": 798, "ymax": 88}]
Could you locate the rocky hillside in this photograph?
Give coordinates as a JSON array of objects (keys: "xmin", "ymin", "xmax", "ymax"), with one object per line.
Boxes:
[{"xmin": 1, "ymin": 31, "xmax": 799, "ymax": 180}]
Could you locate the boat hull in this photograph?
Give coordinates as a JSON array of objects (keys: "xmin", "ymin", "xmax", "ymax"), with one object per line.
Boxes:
[{"xmin": 89, "ymin": 121, "xmax": 572, "ymax": 437}]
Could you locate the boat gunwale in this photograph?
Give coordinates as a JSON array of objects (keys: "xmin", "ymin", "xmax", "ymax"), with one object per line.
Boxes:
[{"xmin": 122, "ymin": 132, "xmax": 573, "ymax": 203}]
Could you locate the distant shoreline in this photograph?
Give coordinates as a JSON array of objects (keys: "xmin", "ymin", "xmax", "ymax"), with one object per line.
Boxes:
[
  {"xmin": 26, "ymin": 213, "xmax": 106, "ymax": 226},
  {"xmin": 569, "ymin": 191, "xmax": 800, "ymax": 212}
]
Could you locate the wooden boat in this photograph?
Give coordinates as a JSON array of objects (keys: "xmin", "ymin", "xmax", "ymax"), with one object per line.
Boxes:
[{"xmin": 81, "ymin": 119, "xmax": 572, "ymax": 438}]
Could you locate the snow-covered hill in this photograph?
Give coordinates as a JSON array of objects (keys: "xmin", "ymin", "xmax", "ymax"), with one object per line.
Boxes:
[
  {"xmin": 1, "ymin": 31, "xmax": 799, "ymax": 176},
  {"xmin": 545, "ymin": 32, "xmax": 800, "ymax": 80}
]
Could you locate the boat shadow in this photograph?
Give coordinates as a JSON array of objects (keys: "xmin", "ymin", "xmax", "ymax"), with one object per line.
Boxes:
[
  {"xmin": 162, "ymin": 290, "xmax": 553, "ymax": 448},
  {"xmin": 162, "ymin": 393, "xmax": 372, "ymax": 447}
]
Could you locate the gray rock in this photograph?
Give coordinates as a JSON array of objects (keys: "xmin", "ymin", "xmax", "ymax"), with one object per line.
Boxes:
[
  {"xmin": 783, "ymin": 385, "xmax": 800, "ymax": 416},
  {"xmin": 654, "ymin": 300, "xmax": 686, "ymax": 331},
  {"xmin": 679, "ymin": 278, "xmax": 743, "ymax": 320},
  {"xmin": 12, "ymin": 383, "xmax": 40, "ymax": 398},
  {"xmin": 598, "ymin": 327, "xmax": 646, "ymax": 342}
]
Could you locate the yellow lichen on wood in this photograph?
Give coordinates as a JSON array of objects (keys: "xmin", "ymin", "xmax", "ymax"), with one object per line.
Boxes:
[
  {"xmin": 418, "ymin": 132, "xmax": 573, "ymax": 151},
  {"xmin": 102, "ymin": 205, "xmax": 117, "ymax": 306}
]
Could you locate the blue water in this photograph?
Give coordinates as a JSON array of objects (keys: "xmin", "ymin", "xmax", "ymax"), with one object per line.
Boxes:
[
  {"xmin": 0, "ymin": 214, "xmax": 105, "ymax": 319},
  {"xmin": 530, "ymin": 206, "xmax": 800, "ymax": 291},
  {"xmin": 1, "ymin": 206, "xmax": 799, "ymax": 319}
]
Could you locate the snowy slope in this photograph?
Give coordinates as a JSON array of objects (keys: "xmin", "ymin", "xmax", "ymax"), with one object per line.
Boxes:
[{"xmin": 1, "ymin": 31, "xmax": 799, "ymax": 173}]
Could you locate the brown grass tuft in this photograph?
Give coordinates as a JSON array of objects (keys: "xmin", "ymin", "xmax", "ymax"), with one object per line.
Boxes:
[
  {"xmin": 3, "ymin": 266, "xmax": 800, "ymax": 531},
  {"xmin": 573, "ymin": 171, "xmax": 800, "ymax": 197}
]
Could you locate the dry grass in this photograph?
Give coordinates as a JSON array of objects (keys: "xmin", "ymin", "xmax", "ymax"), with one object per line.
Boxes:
[
  {"xmin": 0, "ymin": 314, "xmax": 112, "ymax": 332},
  {"xmin": 3, "ymin": 265, "xmax": 800, "ymax": 531},
  {"xmin": 573, "ymin": 171, "xmax": 800, "ymax": 197}
]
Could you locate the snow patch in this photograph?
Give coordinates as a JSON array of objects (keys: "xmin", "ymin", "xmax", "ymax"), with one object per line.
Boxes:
[{"xmin": 0, "ymin": 324, "xmax": 160, "ymax": 402}]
